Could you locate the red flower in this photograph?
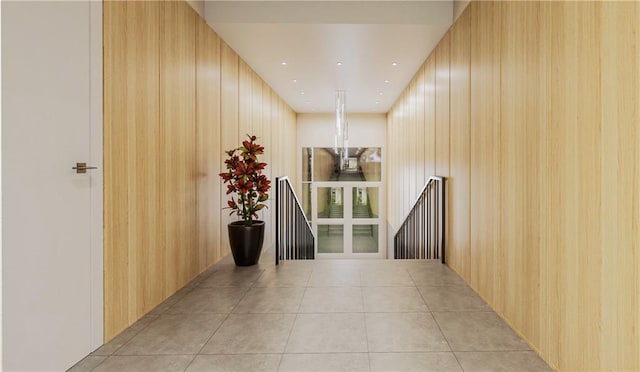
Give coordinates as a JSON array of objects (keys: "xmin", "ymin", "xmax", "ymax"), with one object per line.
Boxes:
[{"xmin": 219, "ymin": 134, "xmax": 271, "ymax": 225}]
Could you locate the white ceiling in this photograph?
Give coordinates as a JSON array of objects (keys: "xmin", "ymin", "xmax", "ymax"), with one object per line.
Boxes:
[{"xmin": 204, "ymin": 1, "xmax": 453, "ymax": 114}]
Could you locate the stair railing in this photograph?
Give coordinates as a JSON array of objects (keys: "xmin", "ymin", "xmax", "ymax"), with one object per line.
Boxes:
[
  {"xmin": 394, "ymin": 176, "xmax": 446, "ymax": 262},
  {"xmin": 275, "ymin": 176, "xmax": 315, "ymax": 265}
]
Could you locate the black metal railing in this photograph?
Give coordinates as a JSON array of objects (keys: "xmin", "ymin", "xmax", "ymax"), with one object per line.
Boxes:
[
  {"xmin": 394, "ymin": 176, "xmax": 446, "ymax": 262},
  {"xmin": 275, "ymin": 176, "xmax": 315, "ymax": 265}
]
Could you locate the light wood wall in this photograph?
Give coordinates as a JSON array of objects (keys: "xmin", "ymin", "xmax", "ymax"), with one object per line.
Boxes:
[
  {"xmin": 386, "ymin": 2, "xmax": 640, "ymax": 371},
  {"xmin": 104, "ymin": 0, "xmax": 297, "ymax": 342}
]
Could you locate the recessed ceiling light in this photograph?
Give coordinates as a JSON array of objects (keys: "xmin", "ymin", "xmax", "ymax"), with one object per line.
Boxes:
[
  {"xmin": 292, "ymin": 79, "xmax": 297, "ymax": 83},
  {"xmin": 336, "ymin": 62, "xmax": 343, "ymax": 66},
  {"xmin": 375, "ymin": 101, "xmax": 380, "ymax": 104},
  {"xmin": 391, "ymin": 62, "xmax": 398, "ymax": 66},
  {"xmin": 281, "ymin": 61, "xmax": 288, "ymax": 66},
  {"xmin": 379, "ymin": 92, "xmax": 384, "ymax": 96},
  {"xmin": 384, "ymin": 80, "xmax": 390, "ymax": 83},
  {"xmin": 300, "ymin": 91, "xmax": 305, "ymax": 95}
]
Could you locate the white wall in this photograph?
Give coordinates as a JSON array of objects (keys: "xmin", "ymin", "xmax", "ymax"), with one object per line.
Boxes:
[{"xmin": 297, "ymin": 113, "xmax": 386, "ymax": 148}]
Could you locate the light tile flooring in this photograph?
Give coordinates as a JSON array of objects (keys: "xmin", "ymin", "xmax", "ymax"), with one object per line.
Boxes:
[{"xmin": 69, "ymin": 255, "xmax": 552, "ymax": 372}]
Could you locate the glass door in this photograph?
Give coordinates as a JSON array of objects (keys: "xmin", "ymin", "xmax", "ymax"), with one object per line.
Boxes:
[
  {"xmin": 312, "ymin": 182, "xmax": 382, "ymax": 258},
  {"xmin": 302, "ymin": 146, "xmax": 384, "ymax": 258}
]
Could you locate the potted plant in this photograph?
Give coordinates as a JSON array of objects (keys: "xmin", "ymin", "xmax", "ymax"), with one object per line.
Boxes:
[{"xmin": 219, "ymin": 134, "xmax": 271, "ymax": 266}]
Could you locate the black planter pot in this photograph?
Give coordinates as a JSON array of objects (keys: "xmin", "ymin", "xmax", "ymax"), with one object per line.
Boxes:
[{"xmin": 227, "ymin": 220, "xmax": 265, "ymax": 266}]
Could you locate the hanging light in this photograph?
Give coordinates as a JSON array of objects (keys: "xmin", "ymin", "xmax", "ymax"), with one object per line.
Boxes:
[{"xmin": 335, "ymin": 90, "xmax": 349, "ymax": 170}]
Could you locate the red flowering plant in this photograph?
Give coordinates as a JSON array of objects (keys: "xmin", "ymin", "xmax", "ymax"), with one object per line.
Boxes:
[{"xmin": 219, "ymin": 134, "xmax": 271, "ymax": 226}]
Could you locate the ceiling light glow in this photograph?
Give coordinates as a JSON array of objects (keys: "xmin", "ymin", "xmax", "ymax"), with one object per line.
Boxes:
[
  {"xmin": 391, "ymin": 62, "xmax": 398, "ymax": 66},
  {"xmin": 281, "ymin": 61, "xmax": 288, "ymax": 66}
]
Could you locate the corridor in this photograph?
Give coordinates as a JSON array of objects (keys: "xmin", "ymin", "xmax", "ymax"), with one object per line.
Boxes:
[{"xmin": 70, "ymin": 256, "xmax": 551, "ymax": 372}]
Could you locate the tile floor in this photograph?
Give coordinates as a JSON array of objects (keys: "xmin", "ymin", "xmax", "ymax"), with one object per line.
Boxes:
[{"xmin": 69, "ymin": 255, "xmax": 552, "ymax": 372}]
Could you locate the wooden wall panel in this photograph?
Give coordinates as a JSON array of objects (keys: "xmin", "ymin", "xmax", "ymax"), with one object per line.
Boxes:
[
  {"xmin": 470, "ymin": 1, "xmax": 501, "ymax": 307},
  {"xmin": 435, "ymin": 33, "xmax": 450, "ymax": 179},
  {"xmin": 261, "ymin": 84, "xmax": 273, "ymax": 246},
  {"xmin": 408, "ymin": 80, "xmax": 417, "ymax": 200},
  {"xmin": 127, "ymin": 0, "xmax": 163, "ymax": 320},
  {"xmin": 196, "ymin": 17, "xmax": 221, "ymax": 271},
  {"xmin": 104, "ymin": 0, "xmax": 298, "ymax": 342},
  {"xmin": 388, "ymin": 2, "xmax": 639, "ymax": 370},
  {"xmin": 499, "ymin": 0, "xmax": 545, "ymax": 352},
  {"xmin": 103, "ymin": 0, "xmax": 129, "ymax": 340},
  {"xmin": 448, "ymin": 8, "xmax": 471, "ymax": 279},
  {"xmin": 599, "ymin": 3, "xmax": 640, "ymax": 369},
  {"xmin": 160, "ymin": 1, "xmax": 197, "ymax": 295},
  {"xmin": 424, "ymin": 57, "xmax": 436, "ymax": 180},
  {"xmin": 435, "ymin": 33, "xmax": 451, "ymax": 262},
  {"xmin": 219, "ymin": 41, "xmax": 239, "ymax": 255},
  {"xmin": 548, "ymin": 3, "xmax": 603, "ymax": 369},
  {"xmin": 238, "ymin": 60, "xmax": 252, "ymax": 137},
  {"xmin": 415, "ymin": 67, "xmax": 426, "ymax": 188}
]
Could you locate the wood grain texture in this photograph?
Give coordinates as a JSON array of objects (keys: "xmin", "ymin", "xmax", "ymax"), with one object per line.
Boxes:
[
  {"xmin": 103, "ymin": 0, "xmax": 129, "ymax": 341},
  {"xmin": 435, "ymin": 32, "xmax": 450, "ymax": 180},
  {"xmin": 470, "ymin": 1, "xmax": 501, "ymax": 308},
  {"xmin": 238, "ymin": 60, "xmax": 252, "ymax": 137},
  {"xmin": 435, "ymin": 33, "xmax": 451, "ymax": 263},
  {"xmin": 424, "ymin": 56, "xmax": 436, "ymax": 181},
  {"xmin": 196, "ymin": 16, "xmax": 221, "ymax": 271},
  {"xmin": 408, "ymin": 79, "xmax": 417, "ymax": 201},
  {"xmin": 599, "ymin": 3, "xmax": 639, "ymax": 370},
  {"xmin": 220, "ymin": 41, "xmax": 239, "ymax": 256},
  {"xmin": 104, "ymin": 0, "xmax": 297, "ymax": 342},
  {"xmin": 499, "ymin": 0, "xmax": 545, "ymax": 353},
  {"xmin": 127, "ymin": 0, "xmax": 163, "ymax": 320},
  {"xmin": 160, "ymin": 0, "xmax": 197, "ymax": 295},
  {"xmin": 415, "ymin": 67, "xmax": 426, "ymax": 188},
  {"xmin": 448, "ymin": 8, "xmax": 471, "ymax": 280},
  {"xmin": 388, "ymin": 2, "xmax": 639, "ymax": 370}
]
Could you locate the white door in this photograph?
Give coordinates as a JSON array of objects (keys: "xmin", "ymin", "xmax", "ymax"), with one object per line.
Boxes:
[{"xmin": 2, "ymin": 2, "xmax": 103, "ymax": 370}]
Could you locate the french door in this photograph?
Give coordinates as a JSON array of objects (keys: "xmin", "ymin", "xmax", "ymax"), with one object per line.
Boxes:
[{"xmin": 312, "ymin": 182, "xmax": 383, "ymax": 258}]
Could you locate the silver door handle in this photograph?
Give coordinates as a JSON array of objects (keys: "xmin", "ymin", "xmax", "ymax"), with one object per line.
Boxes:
[{"xmin": 72, "ymin": 162, "xmax": 98, "ymax": 174}]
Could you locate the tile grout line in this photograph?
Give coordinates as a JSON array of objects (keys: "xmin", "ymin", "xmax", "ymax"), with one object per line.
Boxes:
[
  {"xmin": 430, "ymin": 310, "xmax": 464, "ymax": 372},
  {"xmin": 360, "ymin": 285, "xmax": 373, "ymax": 372},
  {"xmin": 275, "ymin": 266, "xmax": 311, "ymax": 371},
  {"xmin": 181, "ymin": 274, "xmax": 257, "ymax": 372}
]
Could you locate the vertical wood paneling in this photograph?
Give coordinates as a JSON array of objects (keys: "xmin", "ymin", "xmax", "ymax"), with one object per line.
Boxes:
[
  {"xmin": 599, "ymin": 3, "xmax": 639, "ymax": 369},
  {"xmin": 500, "ymin": 0, "xmax": 545, "ymax": 351},
  {"xmin": 127, "ymin": 1, "xmax": 163, "ymax": 318},
  {"xmin": 408, "ymin": 80, "xmax": 417, "ymax": 200},
  {"xmin": 415, "ymin": 67, "xmax": 426, "ymax": 187},
  {"xmin": 160, "ymin": 1, "xmax": 197, "ymax": 295},
  {"xmin": 105, "ymin": 0, "xmax": 297, "ymax": 342},
  {"xmin": 103, "ymin": 0, "xmax": 129, "ymax": 340},
  {"xmin": 252, "ymin": 71, "xmax": 263, "ymax": 140},
  {"xmin": 424, "ymin": 56, "xmax": 436, "ymax": 179},
  {"xmin": 435, "ymin": 33, "xmax": 451, "ymax": 262},
  {"xmin": 220, "ymin": 41, "xmax": 239, "ymax": 256},
  {"xmin": 387, "ymin": 2, "xmax": 639, "ymax": 370},
  {"xmin": 238, "ymin": 60, "xmax": 252, "ymax": 136},
  {"xmin": 548, "ymin": 3, "xmax": 602, "ymax": 369},
  {"xmin": 435, "ymin": 33, "xmax": 450, "ymax": 180},
  {"xmin": 196, "ymin": 17, "xmax": 221, "ymax": 270},
  {"xmin": 470, "ymin": 1, "xmax": 501, "ymax": 308},
  {"xmin": 448, "ymin": 8, "xmax": 471, "ymax": 279}
]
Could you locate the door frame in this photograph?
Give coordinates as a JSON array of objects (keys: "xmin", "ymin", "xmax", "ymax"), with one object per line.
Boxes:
[{"xmin": 312, "ymin": 181, "xmax": 384, "ymax": 259}]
